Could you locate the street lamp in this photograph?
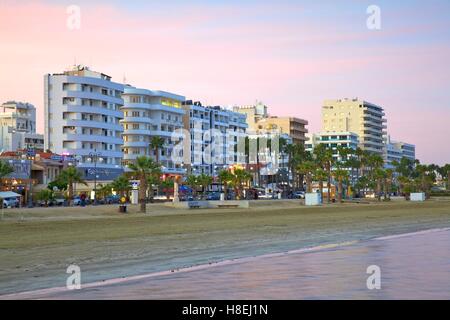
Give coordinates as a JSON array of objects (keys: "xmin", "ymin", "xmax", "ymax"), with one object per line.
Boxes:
[{"xmin": 88, "ymin": 150, "xmax": 103, "ymax": 205}]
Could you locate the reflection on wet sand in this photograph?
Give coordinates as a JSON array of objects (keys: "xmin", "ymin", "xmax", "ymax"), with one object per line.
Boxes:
[{"xmin": 6, "ymin": 228, "xmax": 450, "ymax": 300}]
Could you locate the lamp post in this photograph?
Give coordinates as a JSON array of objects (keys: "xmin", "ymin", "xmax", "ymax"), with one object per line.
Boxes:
[
  {"xmin": 88, "ymin": 150, "xmax": 102, "ymax": 205},
  {"xmin": 20, "ymin": 154, "xmax": 33, "ymax": 208}
]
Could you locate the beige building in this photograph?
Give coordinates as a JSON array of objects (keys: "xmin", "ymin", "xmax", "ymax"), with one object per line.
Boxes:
[
  {"xmin": 322, "ymin": 98, "xmax": 387, "ymax": 154},
  {"xmin": 233, "ymin": 102, "xmax": 308, "ymax": 145}
]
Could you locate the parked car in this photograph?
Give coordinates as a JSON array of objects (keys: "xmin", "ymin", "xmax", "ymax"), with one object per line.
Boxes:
[
  {"xmin": 105, "ymin": 195, "xmax": 120, "ymax": 204},
  {"xmin": 293, "ymin": 191, "xmax": 305, "ymax": 199},
  {"xmin": 206, "ymin": 192, "xmax": 221, "ymax": 201},
  {"xmin": 73, "ymin": 196, "xmax": 81, "ymax": 206},
  {"xmin": 52, "ymin": 198, "xmax": 66, "ymax": 206},
  {"xmin": 2, "ymin": 197, "xmax": 20, "ymax": 208}
]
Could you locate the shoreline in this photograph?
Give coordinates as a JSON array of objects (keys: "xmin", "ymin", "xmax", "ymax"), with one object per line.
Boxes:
[{"xmin": 2, "ymin": 226, "xmax": 450, "ymax": 300}]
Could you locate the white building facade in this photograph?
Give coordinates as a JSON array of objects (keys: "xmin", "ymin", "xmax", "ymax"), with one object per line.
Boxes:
[
  {"xmin": 322, "ymin": 99, "xmax": 387, "ymax": 155},
  {"xmin": 121, "ymin": 86, "xmax": 186, "ymax": 175},
  {"xmin": 0, "ymin": 101, "xmax": 44, "ymax": 152},
  {"xmin": 44, "ymin": 66, "xmax": 125, "ymax": 180}
]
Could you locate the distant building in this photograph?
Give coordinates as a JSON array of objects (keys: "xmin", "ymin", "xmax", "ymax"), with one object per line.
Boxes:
[
  {"xmin": 44, "ymin": 65, "xmax": 125, "ymax": 180},
  {"xmin": 233, "ymin": 102, "xmax": 308, "ymax": 145},
  {"xmin": 384, "ymin": 135, "xmax": 416, "ymax": 168},
  {"xmin": 322, "ymin": 98, "xmax": 387, "ymax": 155},
  {"xmin": 0, "ymin": 101, "xmax": 44, "ymax": 152},
  {"xmin": 306, "ymin": 131, "xmax": 359, "ymax": 161}
]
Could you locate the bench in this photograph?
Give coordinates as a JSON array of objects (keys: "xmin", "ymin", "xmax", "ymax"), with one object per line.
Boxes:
[
  {"xmin": 217, "ymin": 204, "xmax": 239, "ymax": 209},
  {"xmin": 188, "ymin": 202, "xmax": 202, "ymax": 209}
]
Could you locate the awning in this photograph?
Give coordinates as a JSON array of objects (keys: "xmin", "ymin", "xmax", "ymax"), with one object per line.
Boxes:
[{"xmin": 0, "ymin": 191, "xmax": 23, "ymax": 198}]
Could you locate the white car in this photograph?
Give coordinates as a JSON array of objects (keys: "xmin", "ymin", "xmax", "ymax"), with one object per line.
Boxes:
[{"xmin": 2, "ymin": 197, "xmax": 20, "ymax": 208}]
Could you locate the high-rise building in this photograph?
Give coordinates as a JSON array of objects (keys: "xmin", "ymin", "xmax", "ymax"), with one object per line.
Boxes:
[
  {"xmin": 44, "ymin": 65, "xmax": 125, "ymax": 180},
  {"xmin": 233, "ymin": 103, "xmax": 308, "ymax": 145},
  {"xmin": 322, "ymin": 98, "xmax": 387, "ymax": 155},
  {"xmin": 0, "ymin": 101, "xmax": 44, "ymax": 151},
  {"xmin": 121, "ymin": 86, "xmax": 186, "ymax": 174}
]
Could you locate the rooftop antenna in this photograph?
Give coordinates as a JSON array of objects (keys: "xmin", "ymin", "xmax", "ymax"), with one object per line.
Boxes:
[{"xmin": 123, "ymin": 73, "xmax": 127, "ymax": 85}]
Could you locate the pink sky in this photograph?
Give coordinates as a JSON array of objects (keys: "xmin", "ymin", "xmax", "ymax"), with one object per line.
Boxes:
[{"xmin": 1, "ymin": 0, "xmax": 449, "ymax": 164}]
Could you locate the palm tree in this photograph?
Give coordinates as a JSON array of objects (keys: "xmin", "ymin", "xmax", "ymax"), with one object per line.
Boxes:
[
  {"xmin": 332, "ymin": 168, "xmax": 349, "ymax": 203},
  {"xmin": 147, "ymin": 173, "xmax": 161, "ymax": 202},
  {"xmin": 313, "ymin": 168, "xmax": 328, "ymax": 200},
  {"xmin": 150, "ymin": 136, "xmax": 165, "ymax": 165},
  {"xmin": 185, "ymin": 175, "xmax": 200, "ymax": 199},
  {"xmin": 111, "ymin": 175, "xmax": 132, "ymax": 198},
  {"xmin": 128, "ymin": 156, "xmax": 161, "ymax": 213},
  {"xmin": 36, "ymin": 189, "xmax": 54, "ymax": 207},
  {"xmin": 97, "ymin": 183, "xmax": 113, "ymax": 201},
  {"xmin": 197, "ymin": 173, "xmax": 213, "ymax": 199},
  {"xmin": 57, "ymin": 166, "xmax": 87, "ymax": 205},
  {"xmin": 218, "ymin": 169, "xmax": 233, "ymax": 200},
  {"xmin": 297, "ymin": 161, "xmax": 316, "ymax": 193},
  {"xmin": 231, "ymin": 169, "xmax": 252, "ymax": 200},
  {"xmin": 373, "ymin": 168, "xmax": 386, "ymax": 201},
  {"xmin": 384, "ymin": 169, "xmax": 394, "ymax": 200},
  {"xmin": 313, "ymin": 144, "xmax": 334, "ymax": 202}
]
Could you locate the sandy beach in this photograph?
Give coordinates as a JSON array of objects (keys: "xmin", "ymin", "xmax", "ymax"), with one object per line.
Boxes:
[{"xmin": 1, "ymin": 199, "xmax": 450, "ymax": 297}]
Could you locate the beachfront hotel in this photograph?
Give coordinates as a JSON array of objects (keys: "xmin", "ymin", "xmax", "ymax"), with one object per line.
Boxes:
[
  {"xmin": 305, "ymin": 131, "xmax": 359, "ymax": 161},
  {"xmin": 121, "ymin": 86, "xmax": 186, "ymax": 175},
  {"xmin": 44, "ymin": 65, "xmax": 125, "ymax": 180},
  {"xmin": 322, "ymin": 98, "xmax": 387, "ymax": 155},
  {"xmin": 182, "ymin": 100, "xmax": 248, "ymax": 176},
  {"xmin": 0, "ymin": 101, "xmax": 44, "ymax": 152}
]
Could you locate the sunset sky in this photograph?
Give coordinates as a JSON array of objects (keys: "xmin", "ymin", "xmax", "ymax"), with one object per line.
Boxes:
[{"xmin": 1, "ymin": 0, "xmax": 449, "ymax": 164}]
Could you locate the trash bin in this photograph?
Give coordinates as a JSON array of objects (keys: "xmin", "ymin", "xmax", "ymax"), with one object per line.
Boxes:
[{"xmin": 119, "ymin": 205, "xmax": 127, "ymax": 213}]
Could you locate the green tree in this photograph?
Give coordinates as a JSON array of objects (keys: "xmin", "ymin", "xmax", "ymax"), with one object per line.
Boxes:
[
  {"xmin": 0, "ymin": 160, "xmax": 14, "ymax": 182},
  {"xmin": 332, "ymin": 168, "xmax": 349, "ymax": 203},
  {"xmin": 313, "ymin": 144, "xmax": 334, "ymax": 202},
  {"xmin": 150, "ymin": 136, "xmax": 165, "ymax": 165},
  {"xmin": 218, "ymin": 169, "xmax": 234, "ymax": 200},
  {"xmin": 185, "ymin": 175, "xmax": 200, "ymax": 199},
  {"xmin": 230, "ymin": 169, "xmax": 252, "ymax": 200},
  {"xmin": 297, "ymin": 161, "xmax": 316, "ymax": 193},
  {"xmin": 128, "ymin": 156, "xmax": 161, "ymax": 213},
  {"xmin": 111, "ymin": 175, "xmax": 132, "ymax": 198},
  {"xmin": 197, "ymin": 173, "xmax": 213, "ymax": 199},
  {"xmin": 57, "ymin": 167, "xmax": 87, "ymax": 204},
  {"xmin": 313, "ymin": 167, "xmax": 328, "ymax": 199},
  {"xmin": 36, "ymin": 189, "xmax": 54, "ymax": 207},
  {"xmin": 373, "ymin": 168, "xmax": 387, "ymax": 201}
]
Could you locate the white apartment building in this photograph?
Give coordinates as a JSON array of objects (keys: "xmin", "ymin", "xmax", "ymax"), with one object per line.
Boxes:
[
  {"xmin": 182, "ymin": 101, "xmax": 248, "ymax": 176},
  {"xmin": 209, "ymin": 106, "xmax": 247, "ymax": 176},
  {"xmin": 121, "ymin": 86, "xmax": 186, "ymax": 175},
  {"xmin": 322, "ymin": 99, "xmax": 387, "ymax": 155},
  {"xmin": 384, "ymin": 135, "xmax": 416, "ymax": 168},
  {"xmin": 306, "ymin": 131, "xmax": 359, "ymax": 161},
  {"xmin": 44, "ymin": 65, "xmax": 125, "ymax": 180},
  {"xmin": 182, "ymin": 100, "xmax": 212, "ymax": 175},
  {"xmin": 0, "ymin": 101, "xmax": 44, "ymax": 152}
]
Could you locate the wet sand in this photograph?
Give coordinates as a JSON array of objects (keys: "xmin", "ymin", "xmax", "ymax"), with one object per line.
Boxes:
[
  {"xmin": 3, "ymin": 228, "xmax": 450, "ymax": 300},
  {"xmin": 1, "ymin": 200, "xmax": 450, "ymax": 297}
]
